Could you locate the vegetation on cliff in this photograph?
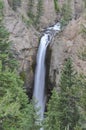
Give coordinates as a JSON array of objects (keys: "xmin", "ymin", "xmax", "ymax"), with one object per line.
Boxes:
[
  {"xmin": 0, "ymin": 1, "xmax": 39, "ymax": 130},
  {"xmin": 0, "ymin": 0, "xmax": 86, "ymax": 130},
  {"xmin": 44, "ymin": 58, "xmax": 86, "ymax": 130},
  {"xmin": 54, "ymin": 0, "xmax": 60, "ymax": 13}
]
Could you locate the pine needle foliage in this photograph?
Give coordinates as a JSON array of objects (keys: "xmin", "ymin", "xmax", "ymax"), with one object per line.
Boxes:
[
  {"xmin": 0, "ymin": 0, "xmax": 3, "ymax": 21},
  {"xmin": 0, "ymin": 1, "xmax": 40, "ymax": 129},
  {"xmin": 44, "ymin": 58, "xmax": 80, "ymax": 130},
  {"xmin": 0, "ymin": 24, "xmax": 17, "ymax": 71},
  {"xmin": 61, "ymin": 1, "xmax": 72, "ymax": 26},
  {"xmin": 27, "ymin": 0, "xmax": 43, "ymax": 27},
  {"xmin": 44, "ymin": 88, "xmax": 60, "ymax": 130},
  {"xmin": 54, "ymin": 0, "xmax": 60, "ymax": 13},
  {"xmin": 59, "ymin": 58, "xmax": 80, "ymax": 130},
  {"xmin": 76, "ymin": 74, "xmax": 86, "ymax": 129},
  {"xmin": 34, "ymin": 0, "xmax": 43, "ymax": 27}
]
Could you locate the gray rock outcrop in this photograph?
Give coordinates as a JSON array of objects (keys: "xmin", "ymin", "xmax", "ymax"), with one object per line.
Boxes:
[{"xmin": 3, "ymin": 0, "xmax": 86, "ymax": 97}]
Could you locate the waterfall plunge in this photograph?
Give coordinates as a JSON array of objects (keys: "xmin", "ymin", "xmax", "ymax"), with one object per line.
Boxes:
[{"xmin": 33, "ymin": 22, "xmax": 61, "ymax": 128}]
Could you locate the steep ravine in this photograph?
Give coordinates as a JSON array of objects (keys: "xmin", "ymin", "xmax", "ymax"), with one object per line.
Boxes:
[
  {"xmin": 3, "ymin": 0, "xmax": 58, "ymax": 97},
  {"xmin": 3, "ymin": 0, "xmax": 86, "ymax": 98}
]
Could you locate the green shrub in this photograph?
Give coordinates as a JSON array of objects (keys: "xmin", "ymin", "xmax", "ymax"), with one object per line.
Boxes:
[
  {"xmin": 54, "ymin": 0, "xmax": 60, "ymax": 13},
  {"xmin": 27, "ymin": 0, "xmax": 43, "ymax": 28},
  {"xmin": 0, "ymin": 0, "xmax": 3, "ymax": 21},
  {"xmin": 27, "ymin": 0, "xmax": 34, "ymax": 21},
  {"xmin": 34, "ymin": 0, "xmax": 43, "ymax": 27},
  {"xmin": 21, "ymin": 15, "xmax": 32, "ymax": 27},
  {"xmin": 81, "ymin": 24, "xmax": 86, "ymax": 39},
  {"xmin": 61, "ymin": 2, "xmax": 72, "ymax": 26},
  {"xmin": 78, "ymin": 46, "xmax": 86, "ymax": 61}
]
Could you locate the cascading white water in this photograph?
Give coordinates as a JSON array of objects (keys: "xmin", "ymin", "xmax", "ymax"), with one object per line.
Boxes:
[{"xmin": 33, "ymin": 22, "xmax": 61, "ymax": 128}]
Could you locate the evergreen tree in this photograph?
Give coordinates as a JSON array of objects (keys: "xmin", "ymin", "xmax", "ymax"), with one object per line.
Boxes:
[
  {"xmin": 61, "ymin": 1, "xmax": 72, "ymax": 26},
  {"xmin": 44, "ymin": 58, "xmax": 80, "ymax": 130},
  {"xmin": 0, "ymin": 1, "xmax": 40, "ymax": 129},
  {"xmin": 0, "ymin": 68, "xmax": 40, "ymax": 130},
  {"xmin": 0, "ymin": 0, "xmax": 3, "ymax": 21},
  {"xmin": 54, "ymin": 0, "xmax": 60, "ymax": 13},
  {"xmin": 35, "ymin": 0, "xmax": 43, "ymax": 26},
  {"xmin": 28, "ymin": 0, "xmax": 34, "ymax": 19},
  {"xmin": 76, "ymin": 74, "xmax": 86, "ymax": 129},
  {"xmin": 44, "ymin": 88, "xmax": 60, "ymax": 130},
  {"xmin": 0, "ymin": 25, "xmax": 17, "ymax": 71},
  {"xmin": 79, "ymin": 75, "xmax": 86, "ymax": 114},
  {"xmin": 0, "ymin": 0, "xmax": 17, "ymax": 71},
  {"xmin": 58, "ymin": 58, "xmax": 80, "ymax": 130}
]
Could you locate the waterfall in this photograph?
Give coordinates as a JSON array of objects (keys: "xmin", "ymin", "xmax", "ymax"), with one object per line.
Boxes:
[{"xmin": 33, "ymin": 22, "xmax": 61, "ymax": 127}]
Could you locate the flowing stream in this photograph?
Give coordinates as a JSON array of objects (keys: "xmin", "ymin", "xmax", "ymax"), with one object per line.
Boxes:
[{"xmin": 33, "ymin": 22, "xmax": 61, "ymax": 128}]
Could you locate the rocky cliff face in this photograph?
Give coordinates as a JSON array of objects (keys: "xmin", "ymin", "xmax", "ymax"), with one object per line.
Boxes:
[
  {"xmin": 49, "ymin": 0, "xmax": 86, "ymax": 91},
  {"xmin": 3, "ymin": 0, "xmax": 86, "ymax": 97},
  {"xmin": 3, "ymin": 0, "xmax": 58, "ymax": 97},
  {"xmin": 3, "ymin": 0, "xmax": 38, "ymax": 96},
  {"xmin": 49, "ymin": 16, "xmax": 86, "ymax": 90}
]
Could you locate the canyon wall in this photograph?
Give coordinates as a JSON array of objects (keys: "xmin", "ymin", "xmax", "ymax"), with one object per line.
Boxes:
[{"xmin": 3, "ymin": 0, "xmax": 86, "ymax": 97}]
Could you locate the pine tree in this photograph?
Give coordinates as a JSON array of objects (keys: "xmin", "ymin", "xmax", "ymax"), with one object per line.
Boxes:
[
  {"xmin": 44, "ymin": 58, "xmax": 80, "ymax": 130},
  {"xmin": 61, "ymin": 1, "xmax": 72, "ymax": 26},
  {"xmin": 35, "ymin": 0, "xmax": 43, "ymax": 26},
  {"xmin": 44, "ymin": 88, "xmax": 60, "ymax": 130},
  {"xmin": 0, "ymin": 66, "xmax": 41, "ymax": 130},
  {"xmin": 0, "ymin": 25, "xmax": 17, "ymax": 71},
  {"xmin": 76, "ymin": 74, "xmax": 86, "ymax": 129},
  {"xmin": 0, "ymin": 0, "xmax": 17, "ymax": 71},
  {"xmin": 0, "ymin": 1, "xmax": 40, "ymax": 129},
  {"xmin": 58, "ymin": 58, "xmax": 80, "ymax": 130},
  {"xmin": 0, "ymin": 0, "xmax": 3, "ymax": 21},
  {"xmin": 54, "ymin": 0, "xmax": 60, "ymax": 13},
  {"xmin": 28, "ymin": 0, "xmax": 34, "ymax": 19}
]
